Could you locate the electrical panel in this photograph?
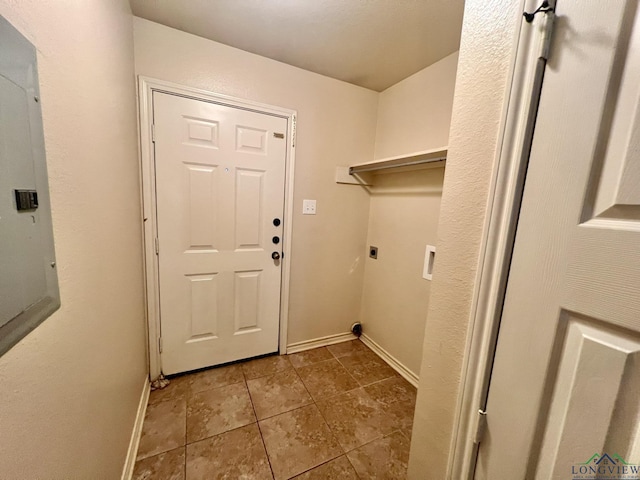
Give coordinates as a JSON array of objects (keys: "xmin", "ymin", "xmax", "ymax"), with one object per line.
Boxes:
[{"xmin": 0, "ymin": 16, "xmax": 60, "ymax": 356}]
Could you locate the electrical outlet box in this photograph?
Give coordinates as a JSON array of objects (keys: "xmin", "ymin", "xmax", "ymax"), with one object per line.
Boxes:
[
  {"xmin": 423, "ymin": 245, "xmax": 436, "ymax": 280},
  {"xmin": 302, "ymin": 199, "xmax": 316, "ymax": 215}
]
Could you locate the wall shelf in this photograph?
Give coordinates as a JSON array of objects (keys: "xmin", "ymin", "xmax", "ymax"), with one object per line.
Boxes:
[{"xmin": 349, "ymin": 147, "xmax": 447, "ymax": 175}]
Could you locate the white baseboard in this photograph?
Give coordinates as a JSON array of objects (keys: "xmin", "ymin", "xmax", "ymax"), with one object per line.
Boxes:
[
  {"xmin": 286, "ymin": 332, "xmax": 357, "ymax": 354},
  {"xmin": 121, "ymin": 377, "xmax": 150, "ymax": 480},
  {"xmin": 360, "ymin": 333, "xmax": 419, "ymax": 388}
]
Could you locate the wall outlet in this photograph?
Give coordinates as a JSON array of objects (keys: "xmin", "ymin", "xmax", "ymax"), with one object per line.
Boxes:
[{"xmin": 302, "ymin": 199, "xmax": 316, "ymax": 215}]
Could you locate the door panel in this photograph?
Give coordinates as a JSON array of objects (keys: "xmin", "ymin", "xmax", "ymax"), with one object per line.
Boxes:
[
  {"xmin": 154, "ymin": 92, "xmax": 288, "ymax": 375},
  {"xmin": 187, "ymin": 273, "xmax": 218, "ymax": 339},
  {"xmin": 235, "ymin": 169, "xmax": 264, "ymax": 249},
  {"xmin": 234, "ymin": 271, "xmax": 261, "ymax": 332},
  {"xmin": 477, "ymin": 0, "xmax": 640, "ymax": 478},
  {"xmin": 535, "ymin": 316, "xmax": 640, "ymax": 479}
]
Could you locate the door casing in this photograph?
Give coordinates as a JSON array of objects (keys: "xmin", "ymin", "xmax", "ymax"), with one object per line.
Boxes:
[{"xmin": 137, "ymin": 77, "xmax": 297, "ymax": 380}]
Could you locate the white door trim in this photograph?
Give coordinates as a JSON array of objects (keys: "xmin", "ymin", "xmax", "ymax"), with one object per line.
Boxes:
[
  {"xmin": 447, "ymin": 2, "xmax": 554, "ymax": 478},
  {"xmin": 137, "ymin": 77, "xmax": 297, "ymax": 380}
]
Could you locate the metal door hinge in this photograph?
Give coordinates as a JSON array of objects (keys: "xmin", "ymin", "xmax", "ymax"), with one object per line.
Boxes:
[
  {"xmin": 523, "ymin": 0, "xmax": 554, "ymax": 24},
  {"xmin": 539, "ymin": 5, "xmax": 556, "ymax": 62},
  {"xmin": 474, "ymin": 409, "xmax": 488, "ymax": 445},
  {"xmin": 291, "ymin": 115, "xmax": 296, "ymax": 148},
  {"xmin": 151, "ymin": 123, "xmax": 156, "ymax": 143},
  {"xmin": 524, "ymin": 0, "xmax": 556, "ymax": 61},
  {"xmin": 155, "ymin": 237, "xmax": 159, "ymax": 255},
  {"xmin": 158, "ymin": 337, "xmax": 163, "ymax": 353}
]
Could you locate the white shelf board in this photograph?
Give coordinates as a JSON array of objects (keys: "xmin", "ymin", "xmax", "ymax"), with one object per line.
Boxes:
[{"xmin": 349, "ymin": 146, "xmax": 447, "ymax": 175}]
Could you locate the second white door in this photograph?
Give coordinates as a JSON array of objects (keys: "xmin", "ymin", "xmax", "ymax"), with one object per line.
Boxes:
[
  {"xmin": 153, "ymin": 92, "xmax": 288, "ymax": 375},
  {"xmin": 476, "ymin": 1, "xmax": 640, "ymax": 478}
]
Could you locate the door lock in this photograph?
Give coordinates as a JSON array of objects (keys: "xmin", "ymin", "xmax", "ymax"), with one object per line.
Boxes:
[{"xmin": 271, "ymin": 252, "xmax": 281, "ymax": 260}]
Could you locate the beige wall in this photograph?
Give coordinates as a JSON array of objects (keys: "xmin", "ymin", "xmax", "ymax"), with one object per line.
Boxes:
[
  {"xmin": 0, "ymin": 1, "xmax": 147, "ymax": 478},
  {"xmin": 408, "ymin": 1, "xmax": 523, "ymax": 478},
  {"xmin": 359, "ymin": 53, "xmax": 457, "ymax": 376},
  {"xmin": 359, "ymin": 168, "xmax": 444, "ymax": 375},
  {"xmin": 374, "ymin": 52, "xmax": 458, "ymax": 159},
  {"xmin": 133, "ymin": 18, "xmax": 378, "ymax": 345}
]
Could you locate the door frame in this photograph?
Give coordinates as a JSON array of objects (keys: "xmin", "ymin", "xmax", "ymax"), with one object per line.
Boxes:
[
  {"xmin": 137, "ymin": 77, "xmax": 297, "ymax": 380},
  {"xmin": 447, "ymin": 2, "xmax": 555, "ymax": 478}
]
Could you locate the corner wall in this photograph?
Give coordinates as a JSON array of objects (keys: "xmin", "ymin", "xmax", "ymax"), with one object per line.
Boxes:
[
  {"xmin": 359, "ymin": 53, "xmax": 458, "ymax": 376},
  {"xmin": 374, "ymin": 52, "xmax": 458, "ymax": 159},
  {"xmin": 133, "ymin": 18, "xmax": 379, "ymax": 345},
  {"xmin": 0, "ymin": 1, "xmax": 148, "ymax": 478},
  {"xmin": 408, "ymin": 1, "xmax": 523, "ymax": 478}
]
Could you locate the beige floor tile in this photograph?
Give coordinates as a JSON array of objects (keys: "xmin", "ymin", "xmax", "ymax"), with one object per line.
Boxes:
[
  {"xmin": 316, "ymin": 388, "xmax": 396, "ymax": 452},
  {"xmin": 365, "ymin": 377, "xmax": 416, "ymax": 438},
  {"xmin": 364, "ymin": 376, "xmax": 417, "ymax": 407},
  {"xmin": 137, "ymin": 398, "xmax": 186, "ymax": 460},
  {"xmin": 242, "ymin": 355, "xmax": 293, "ymax": 380},
  {"xmin": 133, "ymin": 446, "xmax": 185, "ymax": 480},
  {"xmin": 259, "ymin": 404, "xmax": 343, "ymax": 480},
  {"xmin": 247, "ymin": 369, "xmax": 312, "ymax": 420},
  {"xmin": 288, "ymin": 347, "xmax": 333, "ymax": 368},
  {"xmin": 347, "ymin": 432, "xmax": 410, "ymax": 479},
  {"xmin": 291, "ymin": 456, "xmax": 359, "ymax": 479},
  {"xmin": 296, "ymin": 358, "xmax": 359, "ymax": 401},
  {"xmin": 386, "ymin": 399, "xmax": 416, "ymax": 438},
  {"xmin": 337, "ymin": 349, "xmax": 397, "ymax": 386},
  {"xmin": 326, "ymin": 340, "xmax": 368, "ymax": 358},
  {"xmin": 186, "ymin": 364, "xmax": 245, "ymax": 395},
  {"xmin": 186, "ymin": 423, "xmax": 272, "ymax": 480},
  {"xmin": 186, "ymin": 382, "xmax": 256, "ymax": 443},
  {"xmin": 148, "ymin": 375, "xmax": 190, "ymax": 405}
]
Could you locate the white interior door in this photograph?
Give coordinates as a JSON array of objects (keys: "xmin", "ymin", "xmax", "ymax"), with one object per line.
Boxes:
[
  {"xmin": 153, "ymin": 92, "xmax": 288, "ymax": 375},
  {"xmin": 476, "ymin": 1, "xmax": 640, "ymax": 478}
]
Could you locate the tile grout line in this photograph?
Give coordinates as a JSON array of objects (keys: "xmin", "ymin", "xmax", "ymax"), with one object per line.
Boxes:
[
  {"xmin": 334, "ymin": 354, "xmax": 363, "ymax": 387},
  {"xmin": 248, "ymin": 386, "xmax": 277, "ymax": 480},
  {"xmin": 285, "ymin": 451, "xmax": 350, "ymax": 480},
  {"xmin": 343, "ymin": 450, "xmax": 362, "ymax": 479},
  {"xmin": 139, "ymin": 345, "xmax": 410, "ymax": 478},
  {"xmin": 305, "ymin": 344, "xmax": 412, "ymax": 471},
  {"xmin": 289, "ymin": 349, "xmax": 354, "ymax": 479},
  {"xmin": 294, "ymin": 362, "xmax": 361, "ymax": 405}
]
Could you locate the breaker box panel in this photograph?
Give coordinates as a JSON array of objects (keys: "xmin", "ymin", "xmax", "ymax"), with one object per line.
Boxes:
[{"xmin": 0, "ymin": 16, "xmax": 60, "ymax": 356}]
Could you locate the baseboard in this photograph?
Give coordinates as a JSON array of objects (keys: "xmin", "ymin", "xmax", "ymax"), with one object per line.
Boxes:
[
  {"xmin": 360, "ymin": 333, "xmax": 419, "ymax": 388},
  {"xmin": 286, "ymin": 332, "xmax": 357, "ymax": 354},
  {"xmin": 121, "ymin": 377, "xmax": 151, "ymax": 480}
]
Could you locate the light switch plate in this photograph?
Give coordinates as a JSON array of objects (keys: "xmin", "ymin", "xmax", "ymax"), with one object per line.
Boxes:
[{"xmin": 302, "ymin": 199, "xmax": 316, "ymax": 215}]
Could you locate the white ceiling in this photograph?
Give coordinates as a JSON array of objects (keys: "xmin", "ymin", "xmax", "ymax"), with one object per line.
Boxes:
[{"xmin": 130, "ymin": 0, "xmax": 465, "ymax": 92}]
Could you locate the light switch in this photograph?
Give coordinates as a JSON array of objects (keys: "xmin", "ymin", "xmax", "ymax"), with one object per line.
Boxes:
[{"xmin": 302, "ymin": 199, "xmax": 316, "ymax": 215}]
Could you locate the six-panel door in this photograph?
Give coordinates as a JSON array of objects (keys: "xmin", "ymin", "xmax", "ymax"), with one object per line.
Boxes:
[
  {"xmin": 476, "ymin": 1, "xmax": 640, "ymax": 478},
  {"xmin": 153, "ymin": 92, "xmax": 288, "ymax": 375}
]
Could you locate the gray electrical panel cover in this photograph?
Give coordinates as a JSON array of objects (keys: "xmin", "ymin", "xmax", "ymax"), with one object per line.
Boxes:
[{"xmin": 0, "ymin": 16, "xmax": 60, "ymax": 356}]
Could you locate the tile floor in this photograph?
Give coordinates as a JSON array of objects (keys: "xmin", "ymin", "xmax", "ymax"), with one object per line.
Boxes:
[{"xmin": 133, "ymin": 340, "xmax": 416, "ymax": 480}]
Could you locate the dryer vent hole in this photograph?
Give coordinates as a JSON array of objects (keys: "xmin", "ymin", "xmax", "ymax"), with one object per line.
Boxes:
[{"xmin": 351, "ymin": 322, "xmax": 362, "ymax": 337}]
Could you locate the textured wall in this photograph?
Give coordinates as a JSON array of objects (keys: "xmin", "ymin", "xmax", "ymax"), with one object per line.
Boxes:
[
  {"xmin": 0, "ymin": 1, "xmax": 147, "ymax": 478},
  {"xmin": 134, "ymin": 18, "xmax": 378, "ymax": 345},
  {"xmin": 407, "ymin": 0, "xmax": 523, "ymax": 477}
]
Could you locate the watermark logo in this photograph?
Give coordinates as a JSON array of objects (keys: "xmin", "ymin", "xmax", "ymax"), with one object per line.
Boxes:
[{"xmin": 571, "ymin": 453, "xmax": 640, "ymax": 480}]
